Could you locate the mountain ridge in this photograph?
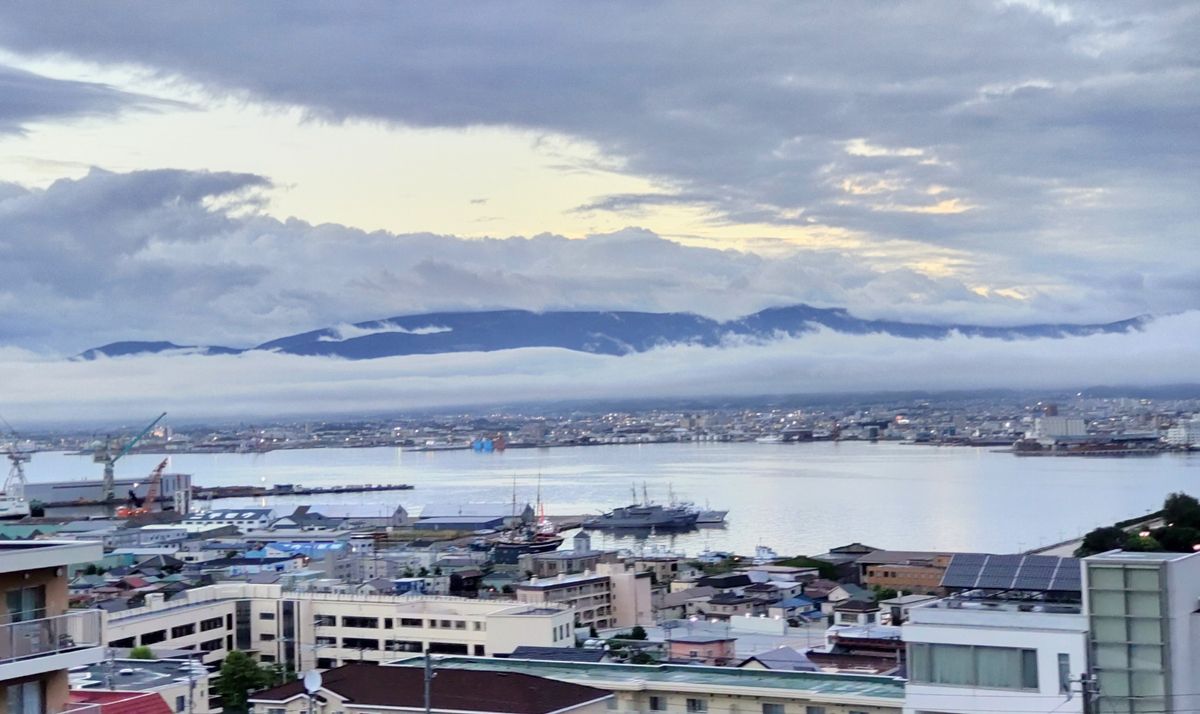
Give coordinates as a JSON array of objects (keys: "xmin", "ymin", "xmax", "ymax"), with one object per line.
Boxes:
[{"xmin": 76, "ymin": 305, "xmax": 1150, "ymax": 360}]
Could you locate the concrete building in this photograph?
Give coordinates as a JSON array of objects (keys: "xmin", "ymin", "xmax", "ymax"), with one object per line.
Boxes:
[
  {"xmin": 903, "ymin": 593, "xmax": 1088, "ymax": 714},
  {"xmin": 0, "ymin": 540, "xmax": 105, "ymax": 714},
  {"xmin": 388, "ymin": 655, "xmax": 905, "ymax": 714},
  {"xmin": 1083, "ymin": 550, "xmax": 1200, "ymax": 713},
  {"xmin": 105, "ymin": 583, "xmax": 575, "ymax": 672},
  {"xmin": 516, "ymin": 563, "xmax": 653, "ymax": 631},
  {"xmin": 665, "ymin": 633, "xmax": 736, "ymax": 666},
  {"xmin": 1033, "ymin": 416, "xmax": 1087, "ymax": 441}
]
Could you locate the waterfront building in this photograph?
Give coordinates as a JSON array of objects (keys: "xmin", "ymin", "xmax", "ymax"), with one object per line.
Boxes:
[
  {"xmin": 857, "ymin": 551, "xmax": 956, "ymax": 595},
  {"xmin": 105, "ymin": 583, "xmax": 575, "ymax": 671},
  {"xmin": 387, "ymin": 654, "xmax": 905, "ymax": 714},
  {"xmin": 0, "ymin": 540, "xmax": 105, "ymax": 713},
  {"xmin": 1083, "ymin": 550, "xmax": 1200, "ymax": 713}
]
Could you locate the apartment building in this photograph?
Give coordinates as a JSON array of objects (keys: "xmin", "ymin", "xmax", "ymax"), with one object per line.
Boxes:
[
  {"xmin": 903, "ymin": 593, "xmax": 1087, "ymax": 714},
  {"xmin": 515, "ymin": 563, "xmax": 652, "ymax": 631},
  {"xmin": 0, "ymin": 540, "xmax": 105, "ymax": 714},
  {"xmin": 388, "ymin": 655, "xmax": 905, "ymax": 714},
  {"xmin": 105, "ymin": 583, "xmax": 575, "ymax": 672},
  {"xmin": 1083, "ymin": 550, "xmax": 1200, "ymax": 713}
]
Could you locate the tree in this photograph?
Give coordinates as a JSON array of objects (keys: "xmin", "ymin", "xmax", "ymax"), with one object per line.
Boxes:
[
  {"xmin": 84, "ymin": 564, "xmax": 99, "ymax": 575},
  {"xmin": 128, "ymin": 645, "xmax": 154, "ymax": 660},
  {"xmin": 418, "ymin": 566, "xmax": 429, "ymax": 577},
  {"xmin": 1125, "ymin": 534, "xmax": 1163, "ymax": 552},
  {"xmin": 628, "ymin": 625, "xmax": 648, "ymax": 641},
  {"xmin": 1075, "ymin": 526, "xmax": 1129, "ymax": 557},
  {"xmin": 629, "ymin": 651, "xmax": 656, "ymax": 665},
  {"xmin": 1164, "ymin": 493, "xmax": 1200, "ymax": 530},
  {"xmin": 217, "ymin": 650, "xmax": 272, "ymax": 713},
  {"xmin": 1151, "ymin": 525, "xmax": 1200, "ymax": 553}
]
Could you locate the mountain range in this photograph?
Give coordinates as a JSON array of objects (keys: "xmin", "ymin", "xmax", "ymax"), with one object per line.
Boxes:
[{"xmin": 76, "ymin": 305, "xmax": 1149, "ymax": 360}]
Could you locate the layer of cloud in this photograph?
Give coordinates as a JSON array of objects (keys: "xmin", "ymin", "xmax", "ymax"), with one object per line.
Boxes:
[
  {"xmin": 6, "ymin": 168, "xmax": 1188, "ymax": 355},
  {"xmin": 0, "ymin": 64, "xmax": 170, "ymax": 134},
  {"xmin": 0, "ymin": 2, "xmax": 1195, "ymax": 285},
  {"xmin": 5, "ymin": 310, "xmax": 1196, "ymax": 425}
]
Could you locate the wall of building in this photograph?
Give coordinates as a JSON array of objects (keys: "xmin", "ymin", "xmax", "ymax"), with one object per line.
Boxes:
[
  {"xmin": 106, "ymin": 584, "xmax": 573, "ymax": 671},
  {"xmin": 903, "ymin": 607, "xmax": 1087, "ymax": 714},
  {"xmin": 0, "ymin": 567, "xmax": 69, "ymax": 620}
]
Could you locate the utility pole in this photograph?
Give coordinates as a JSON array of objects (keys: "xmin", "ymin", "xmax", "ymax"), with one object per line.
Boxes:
[
  {"xmin": 1077, "ymin": 672, "xmax": 1099, "ymax": 714},
  {"xmin": 424, "ymin": 652, "xmax": 436, "ymax": 714}
]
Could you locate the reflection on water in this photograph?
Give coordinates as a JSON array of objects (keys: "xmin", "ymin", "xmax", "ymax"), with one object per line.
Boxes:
[{"xmin": 25, "ymin": 442, "xmax": 1199, "ymax": 556}]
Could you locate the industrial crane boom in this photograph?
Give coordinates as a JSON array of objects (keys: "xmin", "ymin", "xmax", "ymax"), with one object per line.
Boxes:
[{"xmin": 101, "ymin": 412, "xmax": 168, "ymax": 502}]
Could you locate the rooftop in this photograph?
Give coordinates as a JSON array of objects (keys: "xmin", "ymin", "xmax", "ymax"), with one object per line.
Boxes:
[
  {"xmin": 0, "ymin": 540, "xmax": 104, "ymax": 574},
  {"xmin": 71, "ymin": 659, "xmax": 207, "ymax": 692},
  {"xmin": 386, "ymin": 655, "xmax": 905, "ymax": 702},
  {"xmin": 1087, "ymin": 550, "xmax": 1197, "ymax": 563},
  {"xmin": 251, "ymin": 662, "xmax": 610, "ymax": 714}
]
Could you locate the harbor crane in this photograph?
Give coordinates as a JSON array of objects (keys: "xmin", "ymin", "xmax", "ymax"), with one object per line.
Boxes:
[
  {"xmin": 95, "ymin": 412, "xmax": 167, "ymax": 502},
  {"xmin": 117, "ymin": 457, "xmax": 169, "ymax": 518},
  {"xmin": 0, "ymin": 417, "xmax": 31, "ymax": 519}
]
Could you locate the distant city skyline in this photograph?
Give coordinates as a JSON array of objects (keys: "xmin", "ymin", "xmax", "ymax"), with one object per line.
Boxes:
[{"xmin": 0, "ymin": 3, "xmax": 1194, "ymax": 419}]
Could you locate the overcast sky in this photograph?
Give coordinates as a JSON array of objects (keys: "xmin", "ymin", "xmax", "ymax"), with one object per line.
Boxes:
[{"xmin": 0, "ymin": 2, "xmax": 1194, "ymax": 419}]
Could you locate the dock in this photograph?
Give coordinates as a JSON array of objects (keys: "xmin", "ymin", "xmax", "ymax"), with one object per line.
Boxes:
[{"xmin": 193, "ymin": 483, "xmax": 414, "ymax": 500}]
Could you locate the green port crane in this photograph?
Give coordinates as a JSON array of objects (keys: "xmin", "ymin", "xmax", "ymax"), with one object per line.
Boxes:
[{"xmin": 96, "ymin": 412, "xmax": 167, "ymax": 502}]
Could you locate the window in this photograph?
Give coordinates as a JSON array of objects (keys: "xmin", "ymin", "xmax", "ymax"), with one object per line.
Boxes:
[
  {"xmin": 201, "ymin": 617, "xmax": 223, "ymax": 632},
  {"xmin": 260, "ymin": 654, "xmax": 276, "ymax": 663},
  {"xmin": 111, "ymin": 637, "xmax": 136, "ymax": 648},
  {"xmin": 176, "ymin": 695, "xmax": 186, "ymax": 712},
  {"xmin": 200, "ymin": 638, "xmax": 222, "ymax": 652},
  {"xmin": 474, "ymin": 644, "xmax": 485, "ymax": 656},
  {"xmin": 343, "ymin": 616, "xmax": 379, "ymax": 629},
  {"xmin": 649, "ymin": 696, "xmax": 667, "ymax": 712},
  {"xmin": 260, "ymin": 633, "xmax": 275, "ymax": 641},
  {"xmin": 6, "ymin": 681, "xmax": 43, "ymax": 714},
  {"xmin": 762, "ymin": 704, "xmax": 784, "ymax": 714},
  {"xmin": 384, "ymin": 618, "xmax": 393, "ymax": 628},
  {"xmin": 141, "ymin": 630, "xmax": 167, "ymax": 646},
  {"xmin": 804, "ymin": 708, "xmax": 825, "ymax": 714},
  {"xmin": 171, "ymin": 624, "xmax": 195, "ymax": 638},
  {"xmin": 1058, "ymin": 653, "xmax": 1071, "ymax": 693},
  {"xmin": 473, "ymin": 621, "xmax": 484, "ymax": 631},
  {"xmin": 342, "ymin": 637, "xmax": 379, "ymax": 650},
  {"xmin": 908, "ymin": 643, "xmax": 1038, "ymax": 690},
  {"xmin": 454, "ymin": 620, "xmax": 466, "ymax": 630},
  {"xmin": 400, "ymin": 618, "xmax": 423, "ymax": 627},
  {"xmin": 260, "ymin": 611, "xmax": 276, "ymax": 620},
  {"xmin": 315, "ymin": 614, "xmax": 337, "ymax": 627},
  {"xmin": 686, "ymin": 699, "xmax": 707, "ymax": 713},
  {"xmin": 385, "ymin": 640, "xmax": 423, "ymax": 652}
]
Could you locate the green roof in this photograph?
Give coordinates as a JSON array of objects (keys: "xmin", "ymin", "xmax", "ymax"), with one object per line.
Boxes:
[{"xmin": 388, "ymin": 656, "xmax": 904, "ymax": 701}]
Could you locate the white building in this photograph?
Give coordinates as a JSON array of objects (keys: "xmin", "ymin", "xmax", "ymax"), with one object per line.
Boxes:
[
  {"xmin": 105, "ymin": 582, "xmax": 575, "ymax": 672},
  {"xmin": 181, "ymin": 508, "xmax": 276, "ymax": 533},
  {"xmin": 1033, "ymin": 416, "xmax": 1087, "ymax": 440},
  {"xmin": 1083, "ymin": 550, "xmax": 1200, "ymax": 713},
  {"xmin": 903, "ymin": 593, "xmax": 1087, "ymax": 714},
  {"xmin": 515, "ymin": 562, "xmax": 653, "ymax": 631}
]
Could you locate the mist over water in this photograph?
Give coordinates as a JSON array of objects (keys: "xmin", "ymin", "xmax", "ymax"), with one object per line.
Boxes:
[{"xmin": 27, "ymin": 442, "xmax": 1199, "ymax": 556}]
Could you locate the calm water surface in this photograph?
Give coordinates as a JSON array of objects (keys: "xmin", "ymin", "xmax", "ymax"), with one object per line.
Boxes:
[{"xmin": 25, "ymin": 442, "xmax": 1200, "ymax": 556}]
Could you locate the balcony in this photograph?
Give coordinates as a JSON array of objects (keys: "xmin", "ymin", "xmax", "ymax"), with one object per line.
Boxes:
[{"xmin": 0, "ymin": 610, "xmax": 105, "ymax": 682}]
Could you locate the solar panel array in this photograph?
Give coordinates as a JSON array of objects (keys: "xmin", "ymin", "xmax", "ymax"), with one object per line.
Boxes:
[{"xmin": 940, "ymin": 553, "xmax": 1082, "ymax": 592}]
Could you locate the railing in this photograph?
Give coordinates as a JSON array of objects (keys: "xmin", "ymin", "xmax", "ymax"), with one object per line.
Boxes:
[{"xmin": 0, "ymin": 610, "xmax": 102, "ymax": 664}]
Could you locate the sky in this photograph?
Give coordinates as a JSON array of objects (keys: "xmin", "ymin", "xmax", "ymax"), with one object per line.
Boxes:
[{"xmin": 0, "ymin": 2, "xmax": 1195, "ymax": 421}]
